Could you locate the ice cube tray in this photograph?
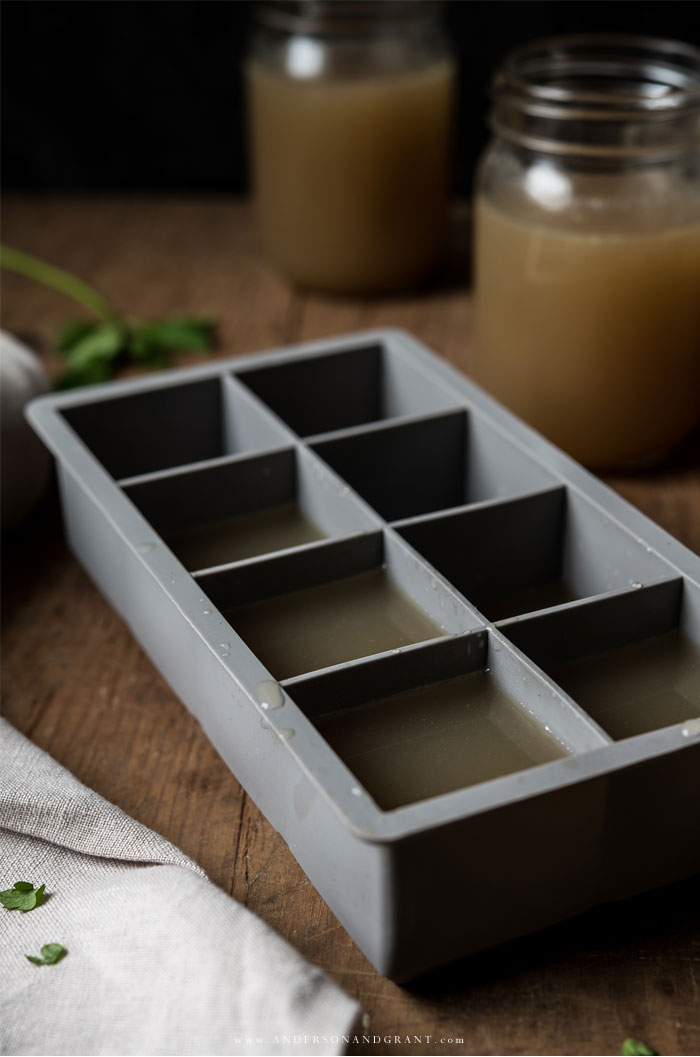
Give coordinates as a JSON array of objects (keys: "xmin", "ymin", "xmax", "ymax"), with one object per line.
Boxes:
[{"xmin": 28, "ymin": 328, "xmax": 700, "ymax": 982}]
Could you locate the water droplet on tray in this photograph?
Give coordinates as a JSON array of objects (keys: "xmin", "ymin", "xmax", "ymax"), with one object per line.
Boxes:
[
  {"xmin": 202, "ymin": 609, "xmax": 212, "ymax": 616},
  {"xmin": 279, "ymin": 728, "xmax": 295, "ymax": 741},
  {"xmin": 630, "ymin": 580, "xmax": 642, "ymax": 589},
  {"xmin": 256, "ymin": 680, "xmax": 284, "ymax": 710},
  {"xmin": 351, "ymin": 786, "xmax": 363, "ymax": 797}
]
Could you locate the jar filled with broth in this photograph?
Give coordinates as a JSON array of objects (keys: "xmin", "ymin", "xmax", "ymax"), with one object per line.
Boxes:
[
  {"xmin": 246, "ymin": 0, "xmax": 455, "ymax": 294},
  {"xmin": 473, "ymin": 36, "xmax": 700, "ymax": 468}
]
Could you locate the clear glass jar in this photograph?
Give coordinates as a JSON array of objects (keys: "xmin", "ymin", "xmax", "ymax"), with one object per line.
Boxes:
[
  {"xmin": 473, "ymin": 36, "xmax": 700, "ymax": 468},
  {"xmin": 246, "ymin": 0, "xmax": 455, "ymax": 294}
]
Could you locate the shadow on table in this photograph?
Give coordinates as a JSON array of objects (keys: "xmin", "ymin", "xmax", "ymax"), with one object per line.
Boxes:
[
  {"xmin": 406, "ymin": 872, "xmax": 700, "ymax": 999},
  {"xmin": 1, "ymin": 481, "xmax": 67, "ymax": 619},
  {"xmin": 604, "ymin": 424, "xmax": 700, "ymax": 482}
]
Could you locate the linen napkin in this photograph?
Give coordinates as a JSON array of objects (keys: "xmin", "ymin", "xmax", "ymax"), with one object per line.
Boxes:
[{"xmin": 0, "ymin": 719, "xmax": 361, "ymax": 1056}]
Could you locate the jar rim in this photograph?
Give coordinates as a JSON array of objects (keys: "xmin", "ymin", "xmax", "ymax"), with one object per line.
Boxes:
[
  {"xmin": 491, "ymin": 34, "xmax": 700, "ymax": 158},
  {"xmin": 497, "ymin": 34, "xmax": 700, "ymax": 113}
]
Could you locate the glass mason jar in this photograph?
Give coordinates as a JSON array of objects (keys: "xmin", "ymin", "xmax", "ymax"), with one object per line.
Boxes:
[
  {"xmin": 473, "ymin": 36, "xmax": 700, "ymax": 468},
  {"xmin": 246, "ymin": 0, "xmax": 455, "ymax": 294}
]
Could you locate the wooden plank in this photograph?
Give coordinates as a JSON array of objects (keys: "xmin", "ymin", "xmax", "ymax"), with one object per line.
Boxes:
[{"xmin": 2, "ymin": 196, "xmax": 699, "ymax": 1057}]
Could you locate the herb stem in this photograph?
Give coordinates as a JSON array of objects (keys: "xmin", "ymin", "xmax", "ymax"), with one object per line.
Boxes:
[{"xmin": 0, "ymin": 244, "xmax": 119, "ymax": 323}]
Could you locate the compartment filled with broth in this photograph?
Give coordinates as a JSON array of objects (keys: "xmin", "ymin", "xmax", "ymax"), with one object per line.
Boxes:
[
  {"xmin": 315, "ymin": 671, "xmax": 568, "ymax": 810},
  {"xmin": 226, "ymin": 568, "xmax": 443, "ymax": 680},
  {"xmin": 288, "ymin": 629, "xmax": 603, "ymax": 812},
  {"xmin": 501, "ymin": 579, "xmax": 700, "ymax": 742},
  {"xmin": 548, "ymin": 631, "xmax": 700, "ymax": 740},
  {"xmin": 197, "ymin": 530, "xmax": 476, "ymax": 682},
  {"xmin": 122, "ymin": 446, "xmax": 379, "ymax": 572},
  {"xmin": 166, "ymin": 503, "xmax": 324, "ymax": 569},
  {"xmin": 396, "ymin": 486, "xmax": 670, "ymax": 622}
]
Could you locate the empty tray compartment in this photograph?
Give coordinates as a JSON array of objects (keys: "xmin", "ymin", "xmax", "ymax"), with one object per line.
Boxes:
[
  {"xmin": 197, "ymin": 532, "xmax": 478, "ymax": 680},
  {"xmin": 122, "ymin": 447, "xmax": 379, "ymax": 571},
  {"xmin": 312, "ymin": 410, "xmax": 557, "ymax": 523},
  {"xmin": 61, "ymin": 375, "xmax": 289, "ymax": 480},
  {"xmin": 237, "ymin": 341, "xmax": 458, "ymax": 437},
  {"xmin": 500, "ymin": 578, "xmax": 700, "ymax": 740},
  {"xmin": 287, "ymin": 630, "xmax": 605, "ymax": 811},
  {"xmin": 397, "ymin": 486, "xmax": 672, "ymax": 620}
]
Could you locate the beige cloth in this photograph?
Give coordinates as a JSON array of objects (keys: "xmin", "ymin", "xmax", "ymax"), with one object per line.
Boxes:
[{"xmin": 0, "ymin": 719, "xmax": 361, "ymax": 1056}]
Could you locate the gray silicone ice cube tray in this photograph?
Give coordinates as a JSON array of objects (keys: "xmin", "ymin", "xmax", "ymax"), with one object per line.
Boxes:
[{"xmin": 28, "ymin": 328, "xmax": 700, "ymax": 982}]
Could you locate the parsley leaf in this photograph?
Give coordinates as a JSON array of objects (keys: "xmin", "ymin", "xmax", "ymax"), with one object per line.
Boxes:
[
  {"xmin": 62, "ymin": 323, "xmax": 124, "ymax": 370},
  {"xmin": 54, "ymin": 315, "xmax": 216, "ymax": 387},
  {"xmin": 0, "ymin": 881, "xmax": 46, "ymax": 912},
  {"xmin": 622, "ymin": 1040, "xmax": 658, "ymax": 1055},
  {"xmin": 57, "ymin": 319, "xmax": 98, "ymax": 354},
  {"xmin": 128, "ymin": 317, "xmax": 215, "ymax": 363},
  {"xmin": 26, "ymin": 943, "xmax": 66, "ymax": 966},
  {"xmin": 54, "ymin": 323, "xmax": 125, "ymax": 389},
  {"xmin": 0, "ymin": 243, "xmax": 217, "ymax": 389}
]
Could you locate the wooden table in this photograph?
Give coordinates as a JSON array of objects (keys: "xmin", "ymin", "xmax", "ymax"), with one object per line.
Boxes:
[{"xmin": 3, "ymin": 197, "xmax": 699, "ymax": 1057}]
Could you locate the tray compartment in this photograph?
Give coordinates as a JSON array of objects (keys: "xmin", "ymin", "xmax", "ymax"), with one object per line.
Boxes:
[
  {"xmin": 500, "ymin": 578, "xmax": 700, "ymax": 739},
  {"xmin": 501, "ymin": 578, "xmax": 700, "ymax": 907},
  {"xmin": 287, "ymin": 630, "xmax": 610, "ymax": 811},
  {"xmin": 397, "ymin": 487, "xmax": 671, "ymax": 621},
  {"xmin": 312, "ymin": 410, "xmax": 557, "ymax": 523},
  {"xmin": 61, "ymin": 374, "xmax": 290, "ymax": 481},
  {"xmin": 121, "ymin": 446, "xmax": 379, "ymax": 571},
  {"xmin": 237, "ymin": 340, "xmax": 458, "ymax": 437},
  {"xmin": 196, "ymin": 532, "xmax": 478, "ymax": 680}
]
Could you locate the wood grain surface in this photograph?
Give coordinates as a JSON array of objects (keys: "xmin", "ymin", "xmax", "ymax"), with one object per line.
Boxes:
[{"xmin": 2, "ymin": 197, "xmax": 699, "ymax": 1057}]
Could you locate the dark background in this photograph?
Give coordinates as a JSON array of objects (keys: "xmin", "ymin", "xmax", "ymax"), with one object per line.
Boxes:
[{"xmin": 3, "ymin": 0, "xmax": 700, "ymax": 196}]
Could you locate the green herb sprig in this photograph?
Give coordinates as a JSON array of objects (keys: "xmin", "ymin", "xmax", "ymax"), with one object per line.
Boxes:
[
  {"xmin": 0, "ymin": 881, "xmax": 47, "ymax": 912},
  {"xmin": 622, "ymin": 1039, "xmax": 658, "ymax": 1055},
  {"xmin": 26, "ymin": 943, "xmax": 67, "ymax": 966},
  {"xmin": 1, "ymin": 245, "xmax": 216, "ymax": 389}
]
